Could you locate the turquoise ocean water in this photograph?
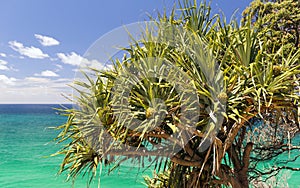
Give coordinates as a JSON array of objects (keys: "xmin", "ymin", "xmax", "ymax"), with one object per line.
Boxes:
[
  {"xmin": 0, "ymin": 104, "xmax": 152, "ymax": 188},
  {"xmin": 0, "ymin": 104, "xmax": 299, "ymax": 187}
]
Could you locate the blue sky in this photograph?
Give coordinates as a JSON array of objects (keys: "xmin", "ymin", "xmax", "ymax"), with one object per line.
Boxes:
[{"xmin": 0, "ymin": 0, "xmax": 252, "ymax": 104}]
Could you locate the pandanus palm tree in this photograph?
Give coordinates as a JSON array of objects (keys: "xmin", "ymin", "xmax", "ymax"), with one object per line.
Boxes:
[{"xmin": 53, "ymin": 0, "xmax": 300, "ymax": 187}]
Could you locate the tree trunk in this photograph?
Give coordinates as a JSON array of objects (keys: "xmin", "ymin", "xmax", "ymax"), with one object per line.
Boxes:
[{"xmin": 237, "ymin": 142, "xmax": 254, "ymax": 188}]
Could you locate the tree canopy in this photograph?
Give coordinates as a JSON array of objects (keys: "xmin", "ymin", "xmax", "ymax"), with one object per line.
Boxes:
[
  {"xmin": 53, "ymin": 0, "xmax": 300, "ymax": 187},
  {"xmin": 242, "ymin": 0, "xmax": 300, "ymax": 53}
]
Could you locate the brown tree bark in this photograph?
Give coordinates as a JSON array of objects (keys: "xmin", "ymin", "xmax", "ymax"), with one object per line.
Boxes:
[{"xmin": 237, "ymin": 142, "xmax": 254, "ymax": 188}]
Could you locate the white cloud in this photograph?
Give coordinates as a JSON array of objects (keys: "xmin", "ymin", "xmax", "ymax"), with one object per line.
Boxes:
[
  {"xmin": 55, "ymin": 64, "xmax": 63, "ymax": 69},
  {"xmin": 57, "ymin": 52, "xmax": 86, "ymax": 66},
  {"xmin": 0, "ymin": 75, "xmax": 17, "ymax": 85},
  {"xmin": 34, "ymin": 34, "xmax": 60, "ymax": 46},
  {"xmin": 9, "ymin": 41, "xmax": 49, "ymax": 59},
  {"xmin": 22, "ymin": 77, "xmax": 73, "ymax": 89},
  {"xmin": 25, "ymin": 77, "xmax": 51, "ymax": 83},
  {"xmin": 0, "ymin": 76, "xmax": 73, "ymax": 104},
  {"xmin": 50, "ymin": 57, "xmax": 58, "ymax": 61},
  {"xmin": 34, "ymin": 70, "xmax": 59, "ymax": 77},
  {"xmin": 0, "ymin": 53, "xmax": 6, "ymax": 57},
  {"xmin": 0, "ymin": 60, "xmax": 9, "ymax": 71},
  {"xmin": 57, "ymin": 52, "xmax": 106, "ymax": 71}
]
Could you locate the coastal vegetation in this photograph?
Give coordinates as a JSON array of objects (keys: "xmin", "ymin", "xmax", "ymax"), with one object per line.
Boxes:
[{"xmin": 53, "ymin": 0, "xmax": 300, "ymax": 187}]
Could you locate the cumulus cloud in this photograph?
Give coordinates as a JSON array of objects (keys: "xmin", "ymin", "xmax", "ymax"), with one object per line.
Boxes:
[
  {"xmin": 57, "ymin": 52, "xmax": 106, "ymax": 71},
  {"xmin": 34, "ymin": 70, "xmax": 59, "ymax": 77},
  {"xmin": 34, "ymin": 34, "xmax": 60, "ymax": 46},
  {"xmin": 57, "ymin": 52, "xmax": 86, "ymax": 66},
  {"xmin": 0, "ymin": 53, "xmax": 6, "ymax": 57},
  {"xmin": 0, "ymin": 74, "xmax": 17, "ymax": 85},
  {"xmin": 9, "ymin": 41, "xmax": 49, "ymax": 59},
  {"xmin": 0, "ymin": 60, "xmax": 9, "ymax": 71}
]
